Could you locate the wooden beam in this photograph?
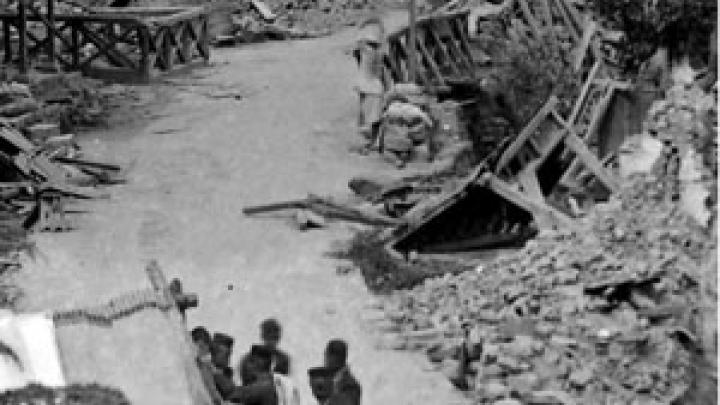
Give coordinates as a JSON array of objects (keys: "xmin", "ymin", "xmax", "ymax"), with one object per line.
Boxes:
[
  {"xmin": 518, "ymin": 0, "xmax": 542, "ymax": 39},
  {"xmin": 573, "ymin": 20, "xmax": 596, "ymax": 72},
  {"xmin": 552, "ymin": 111, "xmax": 620, "ymax": 192},
  {"xmin": 541, "ymin": 0, "xmax": 553, "ymax": 27},
  {"xmin": 416, "ymin": 34, "xmax": 445, "ymax": 86},
  {"xmin": 551, "ymin": 0, "xmax": 579, "ymax": 42},
  {"xmin": 483, "ymin": 173, "xmax": 572, "ymax": 229},
  {"xmin": 427, "ymin": 25, "xmax": 461, "ymax": 76},
  {"xmin": 145, "ymin": 261, "xmax": 214, "ymax": 405},
  {"xmin": 495, "ymin": 95, "xmax": 558, "ymax": 174},
  {"xmin": 517, "ymin": 163, "xmax": 545, "ymax": 202},
  {"xmin": 17, "ymin": 0, "xmax": 27, "ymax": 74},
  {"xmin": 569, "ymin": 60, "xmax": 601, "ymax": 123}
]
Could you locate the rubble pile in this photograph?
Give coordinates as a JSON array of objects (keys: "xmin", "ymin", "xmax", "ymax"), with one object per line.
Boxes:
[
  {"xmin": 376, "ymin": 173, "xmax": 715, "ymax": 404},
  {"xmin": 0, "ymin": 78, "xmax": 122, "ymax": 308},
  {"xmin": 213, "ymin": 0, "xmax": 392, "ymax": 45},
  {"xmin": 0, "ymin": 74, "xmax": 106, "ymax": 133}
]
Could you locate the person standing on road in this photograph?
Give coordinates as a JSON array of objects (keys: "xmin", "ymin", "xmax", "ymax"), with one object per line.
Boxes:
[
  {"xmin": 191, "ymin": 327, "xmax": 224, "ymax": 404},
  {"xmin": 308, "ymin": 366, "xmax": 335, "ymax": 405},
  {"xmin": 239, "ymin": 318, "xmax": 291, "ymax": 385},
  {"xmin": 211, "ymin": 332, "xmax": 237, "ymax": 399},
  {"xmin": 228, "ymin": 345, "xmax": 279, "ymax": 405},
  {"xmin": 323, "ymin": 339, "xmax": 361, "ymax": 405},
  {"xmin": 353, "ymin": 17, "xmax": 386, "ymax": 145}
]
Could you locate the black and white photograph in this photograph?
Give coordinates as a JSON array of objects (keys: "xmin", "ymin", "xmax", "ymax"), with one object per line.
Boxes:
[{"xmin": 0, "ymin": 0, "xmax": 716, "ymax": 403}]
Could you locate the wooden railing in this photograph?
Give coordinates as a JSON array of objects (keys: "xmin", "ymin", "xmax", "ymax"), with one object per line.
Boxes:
[
  {"xmin": 383, "ymin": 10, "xmax": 474, "ymax": 89},
  {"xmin": 0, "ymin": 6, "xmax": 210, "ymax": 82}
]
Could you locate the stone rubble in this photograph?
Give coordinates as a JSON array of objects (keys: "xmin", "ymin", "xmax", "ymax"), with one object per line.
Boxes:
[{"xmin": 371, "ymin": 83, "xmax": 717, "ymax": 404}]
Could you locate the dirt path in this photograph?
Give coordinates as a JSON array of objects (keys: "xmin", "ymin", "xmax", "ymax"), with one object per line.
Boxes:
[{"xmin": 14, "ymin": 16, "xmax": 468, "ymax": 405}]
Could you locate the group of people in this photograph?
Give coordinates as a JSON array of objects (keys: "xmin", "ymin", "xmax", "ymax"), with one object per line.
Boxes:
[{"xmin": 191, "ymin": 318, "xmax": 362, "ymax": 405}]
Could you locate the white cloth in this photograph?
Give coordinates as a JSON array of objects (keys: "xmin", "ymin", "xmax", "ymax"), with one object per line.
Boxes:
[
  {"xmin": 0, "ymin": 310, "xmax": 65, "ymax": 392},
  {"xmin": 273, "ymin": 373, "xmax": 301, "ymax": 405},
  {"xmin": 384, "ymin": 102, "xmax": 433, "ymax": 127}
]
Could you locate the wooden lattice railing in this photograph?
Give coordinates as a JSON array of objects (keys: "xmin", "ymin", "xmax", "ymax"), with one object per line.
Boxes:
[
  {"xmin": 383, "ymin": 10, "xmax": 474, "ymax": 89},
  {"xmin": 0, "ymin": 6, "xmax": 210, "ymax": 82}
]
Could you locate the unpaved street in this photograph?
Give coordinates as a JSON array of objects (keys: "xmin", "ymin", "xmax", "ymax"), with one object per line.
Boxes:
[{"xmin": 14, "ymin": 18, "xmax": 468, "ymax": 405}]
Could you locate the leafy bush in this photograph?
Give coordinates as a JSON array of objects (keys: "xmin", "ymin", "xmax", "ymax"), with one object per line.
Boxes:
[{"xmin": 590, "ymin": 0, "xmax": 717, "ymax": 72}]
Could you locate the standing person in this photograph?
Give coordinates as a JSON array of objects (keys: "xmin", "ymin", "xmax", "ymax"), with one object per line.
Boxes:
[
  {"xmin": 228, "ymin": 345, "xmax": 279, "ymax": 405},
  {"xmin": 353, "ymin": 17, "xmax": 386, "ymax": 145},
  {"xmin": 191, "ymin": 327, "xmax": 223, "ymax": 404},
  {"xmin": 239, "ymin": 318, "xmax": 291, "ymax": 385},
  {"xmin": 308, "ymin": 367, "xmax": 335, "ymax": 405},
  {"xmin": 324, "ymin": 339, "xmax": 361, "ymax": 405},
  {"xmin": 211, "ymin": 332, "xmax": 236, "ymax": 399}
]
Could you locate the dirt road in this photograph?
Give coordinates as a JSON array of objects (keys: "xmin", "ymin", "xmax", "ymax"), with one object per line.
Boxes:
[{"xmin": 14, "ymin": 16, "xmax": 468, "ymax": 405}]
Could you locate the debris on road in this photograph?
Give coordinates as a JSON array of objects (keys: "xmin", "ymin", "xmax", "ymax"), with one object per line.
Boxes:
[{"xmin": 243, "ymin": 193, "xmax": 402, "ymax": 227}]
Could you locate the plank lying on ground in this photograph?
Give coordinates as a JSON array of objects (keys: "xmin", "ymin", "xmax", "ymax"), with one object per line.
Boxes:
[
  {"xmin": 40, "ymin": 183, "xmax": 108, "ymax": 199},
  {"xmin": 243, "ymin": 195, "xmax": 400, "ymax": 226},
  {"xmin": 52, "ymin": 156, "xmax": 122, "ymax": 171},
  {"xmin": 0, "ymin": 126, "xmax": 35, "ymax": 153}
]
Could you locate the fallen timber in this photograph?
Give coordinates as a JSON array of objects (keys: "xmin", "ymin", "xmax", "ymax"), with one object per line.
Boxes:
[
  {"xmin": 243, "ymin": 194, "xmax": 402, "ymax": 227},
  {"xmin": 0, "ymin": 5, "xmax": 210, "ymax": 82}
]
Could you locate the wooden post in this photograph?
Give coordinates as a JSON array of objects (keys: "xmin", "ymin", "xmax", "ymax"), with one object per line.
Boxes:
[
  {"xmin": 145, "ymin": 261, "xmax": 213, "ymax": 405},
  {"xmin": 17, "ymin": 0, "xmax": 27, "ymax": 74},
  {"xmin": 407, "ymin": 0, "xmax": 417, "ymax": 83},
  {"xmin": 71, "ymin": 22, "xmax": 79, "ymax": 69},
  {"xmin": 45, "ymin": 0, "xmax": 57, "ymax": 71},
  {"xmin": 139, "ymin": 26, "xmax": 151, "ymax": 80},
  {"xmin": 3, "ymin": 19, "xmax": 12, "ymax": 63}
]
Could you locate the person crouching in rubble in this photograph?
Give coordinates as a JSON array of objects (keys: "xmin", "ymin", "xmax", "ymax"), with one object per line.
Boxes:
[
  {"xmin": 377, "ymin": 84, "xmax": 437, "ymax": 168},
  {"xmin": 353, "ymin": 17, "xmax": 386, "ymax": 145}
]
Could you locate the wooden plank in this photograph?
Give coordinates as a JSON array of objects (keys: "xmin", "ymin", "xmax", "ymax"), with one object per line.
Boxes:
[
  {"xmin": 551, "ymin": 0, "xmax": 579, "ymax": 42},
  {"xmin": 78, "ymin": 24, "xmax": 138, "ymax": 69},
  {"xmin": 145, "ymin": 261, "xmax": 214, "ymax": 405},
  {"xmin": 3, "ymin": 20, "xmax": 12, "ymax": 63},
  {"xmin": 559, "ymin": 0, "xmax": 583, "ymax": 33},
  {"xmin": 17, "ymin": 0, "xmax": 27, "ymax": 74},
  {"xmin": 541, "ymin": 0, "xmax": 553, "ymax": 27},
  {"xmin": 569, "ymin": 60, "xmax": 601, "ymax": 123},
  {"xmin": 416, "ymin": 34, "xmax": 445, "ymax": 86},
  {"xmin": 495, "ymin": 95, "xmax": 558, "ymax": 174},
  {"xmin": 79, "ymin": 25, "xmax": 137, "ymax": 69},
  {"xmin": 483, "ymin": 173, "xmax": 572, "ymax": 229},
  {"xmin": 428, "ymin": 23, "xmax": 461, "ymax": 75},
  {"xmin": 517, "ymin": 163, "xmax": 545, "ymax": 202},
  {"xmin": 0, "ymin": 126, "xmax": 35, "ymax": 153},
  {"xmin": 538, "ymin": 126, "xmax": 568, "ymax": 165},
  {"xmin": 518, "ymin": 0, "xmax": 543, "ymax": 38},
  {"xmin": 553, "ymin": 113, "xmax": 620, "ymax": 192},
  {"xmin": 573, "ymin": 20, "xmax": 596, "ymax": 72},
  {"xmin": 441, "ymin": 19, "xmax": 473, "ymax": 71},
  {"xmin": 52, "ymin": 156, "xmax": 122, "ymax": 171}
]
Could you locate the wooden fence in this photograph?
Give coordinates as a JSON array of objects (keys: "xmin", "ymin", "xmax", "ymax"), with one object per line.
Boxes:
[
  {"xmin": 0, "ymin": 5, "xmax": 210, "ymax": 82},
  {"xmin": 383, "ymin": 10, "xmax": 474, "ymax": 89}
]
